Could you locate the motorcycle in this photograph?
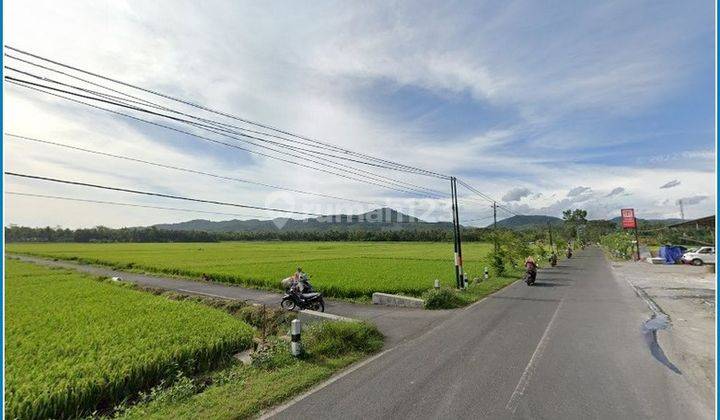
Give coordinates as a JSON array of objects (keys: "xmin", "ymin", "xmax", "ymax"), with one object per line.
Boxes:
[
  {"xmin": 281, "ymin": 276, "xmax": 325, "ymax": 312},
  {"xmin": 524, "ymin": 263, "xmax": 537, "ymax": 286},
  {"xmin": 549, "ymin": 253, "xmax": 558, "ymax": 267},
  {"xmin": 566, "ymin": 248, "xmax": 573, "ymax": 259}
]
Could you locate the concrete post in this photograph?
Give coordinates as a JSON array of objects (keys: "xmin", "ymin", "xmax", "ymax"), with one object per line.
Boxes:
[
  {"xmin": 434, "ymin": 279, "xmax": 440, "ymax": 290},
  {"xmin": 290, "ymin": 319, "xmax": 302, "ymax": 356}
]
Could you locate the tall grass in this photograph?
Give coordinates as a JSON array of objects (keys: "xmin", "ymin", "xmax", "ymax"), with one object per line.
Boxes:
[
  {"xmin": 5, "ymin": 259, "xmax": 254, "ymax": 419},
  {"xmin": 7, "ymin": 241, "xmax": 495, "ymax": 299}
]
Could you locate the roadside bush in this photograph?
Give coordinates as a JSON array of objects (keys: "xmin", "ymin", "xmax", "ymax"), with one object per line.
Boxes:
[
  {"xmin": 251, "ymin": 337, "xmax": 296, "ymax": 370},
  {"xmin": 422, "ymin": 288, "xmax": 465, "ymax": 309},
  {"xmin": 489, "ymin": 250, "xmax": 505, "ymax": 276},
  {"xmin": 236, "ymin": 305, "xmax": 295, "ymax": 337},
  {"xmin": 600, "ymin": 232, "xmax": 635, "ymax": 259},
  {"xmin": 304, "ymin": 321, "xmax": 384, "ymax": 358}
]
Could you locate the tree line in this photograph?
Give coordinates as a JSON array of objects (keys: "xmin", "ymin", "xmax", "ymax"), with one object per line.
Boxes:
[{"xmin": 4, "ymin": 225, "xmax": 500, "ymax": 243}]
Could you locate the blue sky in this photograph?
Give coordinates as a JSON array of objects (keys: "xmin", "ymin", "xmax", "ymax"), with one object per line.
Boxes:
[{"xmin": 4, "ymin": 0, "xmax": 716, "ymax": 228}]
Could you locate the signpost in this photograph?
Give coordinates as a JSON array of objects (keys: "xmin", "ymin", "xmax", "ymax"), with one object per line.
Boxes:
[{"xmin": 621, "ymin": 208, "xmax": 641, "ymax": 260}]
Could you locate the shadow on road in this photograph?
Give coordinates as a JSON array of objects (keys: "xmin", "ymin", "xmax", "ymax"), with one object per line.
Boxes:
[
  {"xmin": 490, "ymin": 295, "xmax": 562, "ymax": 303},
  {"xmin": 530, "ymin": 282, "xmax": 564, "ymax": 287}
]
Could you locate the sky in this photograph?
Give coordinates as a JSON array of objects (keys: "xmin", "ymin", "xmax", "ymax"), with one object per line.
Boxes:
[{"xmin": 3, "ymin": 0, "xmax": 716, "ymax": 228}]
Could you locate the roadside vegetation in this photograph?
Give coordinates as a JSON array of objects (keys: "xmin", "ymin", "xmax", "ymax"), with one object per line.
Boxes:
[
  {"xmin": 7, "ymin": 242, "xmax": 497, "ymax": 299},
  {"xmin": 5, "ymin": 259, "xmax": 254, "ymax": 419},
  {"xmin": 600, "ymin": 232, "xmax": 637, "ymax": 259},
  {"xmin": 116, "ymin": 320, "xmax": 383, "ymax": 419},
  {"xmin": 6, "ymin": 259, "xmax": 384, "ymax": 419}
]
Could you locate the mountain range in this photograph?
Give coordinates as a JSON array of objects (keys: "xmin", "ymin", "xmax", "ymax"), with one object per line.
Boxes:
[
  {"xmin": 154, "ymin": 208, "xmax": 454, "ymax": 232},
  {"xmin": 153, "ymin": 208, "xmax": 685, "ymax": 233}
]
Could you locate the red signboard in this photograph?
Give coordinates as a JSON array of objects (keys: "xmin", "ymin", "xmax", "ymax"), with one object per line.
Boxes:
[{"xmin": 621, "ymin": 208, "xmax": 636, "ymax": 229}]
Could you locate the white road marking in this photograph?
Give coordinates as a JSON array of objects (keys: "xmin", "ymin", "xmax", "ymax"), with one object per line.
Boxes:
[
  {"xmin": 259, "ymin": 276, "xmax": 524, "ymax": 418},
  {"xmin": 505, "ymin": 295, "xmax": 565, "ymax": 413},
  {"xmin": 257, "ymin": 347, "xmax": 396, "ymax": 419}
]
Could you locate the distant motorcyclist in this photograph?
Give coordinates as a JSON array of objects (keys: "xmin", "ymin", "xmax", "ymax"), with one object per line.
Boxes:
[
  {"xmin": 525, "ymin": 256, "xmax": 537, "ymax": 271},
  {"xmin": 524, "ymin": 256, "xmax": 537, "ymax": 285},
  {"xmin": 548, "ymin": 252, "xmax": 558, "ymax": 267},
  {"xmin": 566, "ymin": 245, "xmax": 573, "ymax": 259}
]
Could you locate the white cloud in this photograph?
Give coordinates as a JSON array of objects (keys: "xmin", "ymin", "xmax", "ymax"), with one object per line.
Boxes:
[
  {"xmin": 606, "ymin": 187, "xmax": 625, "ymax": 197},
  {"xmin": 660, "ymin": 180, "xmax": 681, "ymax": 189},
  {"xmin": 502, "ymin": 187, "xmax": 532, "ymax": 202},
  {"xmin": 3, "ymin": 1, "xmax": 714, "ymax": 228},
  {"xmin": 567, "ymin": 186, "xmax": 592, "ymax": 197},
  {"xmin": 678, "ymin": 195, "xmax": 708, "ymax": 206}
]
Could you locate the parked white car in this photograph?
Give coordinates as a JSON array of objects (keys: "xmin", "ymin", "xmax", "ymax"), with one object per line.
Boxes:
[{"xmin": 681, "ymin": 247, "xmax": 715, "ymax": 266}]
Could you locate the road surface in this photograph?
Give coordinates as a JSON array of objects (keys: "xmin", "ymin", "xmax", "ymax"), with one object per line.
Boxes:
[{"xmin": 264, "ymin": 247, "xmax": 711, "ymax": 419}]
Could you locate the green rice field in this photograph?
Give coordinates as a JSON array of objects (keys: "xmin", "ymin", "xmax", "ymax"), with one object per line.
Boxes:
[
  {"xmin": 7, "ymin": 242, "xmax": 495, "ymax": 299},
  {"xmin": 5, "ymin": 259, "xmax": 254, "ymax": 419}
]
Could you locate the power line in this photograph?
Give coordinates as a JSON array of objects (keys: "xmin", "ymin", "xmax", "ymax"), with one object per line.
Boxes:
[
  {"xmin": 5, "ymin": 75, "xmax": 449, "ymax": 199},
  {"xmin": 4, "ymin": 66, "xmax": 445, "ymax": 183},
  {"xmin": 5, "ymin": 133, "xmax": 385, "ymax": 207},
  {"xmin": 5, "ymin": 191, "xmax": 273, "ymax": 220},
  {"xmin": 6, "ymin": 79, "xmax": 447, "ymax": 200},
  {"xmin": 5, "ymin": 171, "xmax": 329, "ymax": 217},
  {"xmin": 5, "ymin": 47, "xmax": 509, "ymax": 214},
  {"xmin": 455, "ymin": 179, "xmax": 521, "ymax": 216},
  {"xmin": 5, "ymin": 191, "xmax": 451, "ymax": 225},
  {"xmin": 5, "ymin": 46, "xmax": 450, "ymax": 180}
]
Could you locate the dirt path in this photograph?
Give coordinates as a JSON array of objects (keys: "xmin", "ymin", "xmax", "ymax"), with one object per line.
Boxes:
[{"xmin": 9, "ymin": 254, "xmax": 452, "ymax": 348}]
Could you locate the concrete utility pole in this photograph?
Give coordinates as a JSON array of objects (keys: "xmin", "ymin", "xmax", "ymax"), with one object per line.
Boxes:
[
  {"xmin": 450, "ymin": 177, "xmax": 464, "ymax": 289},
  {"xmin": 634, "ymin": 217, "xmax": 641, "ymax": 261},
  {"xmin": 679, "ymin": 199, "xmax": 685, "ymax": 221},
  {"xmin": 548, "ymin": 220, "xmax": 554, "ymax": 250},
  {"xmin": 493, "ymin": 202, "xmax": 498, "ymax": 253}
]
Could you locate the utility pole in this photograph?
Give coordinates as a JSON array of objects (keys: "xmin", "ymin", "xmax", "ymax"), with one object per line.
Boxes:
[
  {"xmin": 634, "ymin": 217, "xmax": 641, "ymax": 261},
  {"xmin": 454, "ymin": 179, "xmax": 464, "ymax": 287},
  {"xmin": 548, "ymin": 221, "xmax": 554, "ymax": 250},
  {"xmin": 492, "ymin": 202, "xmax": 498, "ymax": 253},
  {"xmin": 679, "ymin": 199, "xmax": 685, "ymax": 221},
  {"xmin": 450, "ymin": 177, "xmax": 463, "ymax": 288}
]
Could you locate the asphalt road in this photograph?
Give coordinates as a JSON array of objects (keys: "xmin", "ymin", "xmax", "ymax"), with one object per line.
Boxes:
[
  {"xmin": 9, "ymin": 254, "xmax": 451, "ymax": 348},
  {"xmin": 264, "ymin": 247, "xmax": 711, "ymax": 419}
]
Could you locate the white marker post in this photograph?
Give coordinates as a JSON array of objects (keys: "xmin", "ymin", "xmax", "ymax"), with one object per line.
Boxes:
[
  {"xmin": 484, "ymin": 267, "xmax": 489, "ymax": 281},
  {"xmin": 290, "ymin": 319, "xmax": 302, "ymax": 356},
  {"xmin": 434, "ymin": 279, "xmax": 440, "ymax": 290}
]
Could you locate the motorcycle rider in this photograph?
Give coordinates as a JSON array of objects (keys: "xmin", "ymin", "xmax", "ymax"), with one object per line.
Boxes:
[
  {"xmin": 548, "ymin": 252, "xmax": 558, "ymax": 266},
  {"xmin": 291, "ymin": 266, "xmax": 312, "ymax": 293},
  {"xmin": 525, "ymin": 256, "xmax": 537, "ymax": 271},
  {"xmin": 524, "ymin": 256, "xmax": 537, "ymax": 284}
]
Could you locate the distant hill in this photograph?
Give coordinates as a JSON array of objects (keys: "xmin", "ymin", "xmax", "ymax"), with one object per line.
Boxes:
[
  {"xmin": 154, "ymin": 208, "xmax": 687, "ymax": 233},
  {"xmin": 154, "ymin": 207, "xmax": 454, "ymax": 233},
  {"xmin": 490, "ymin": 215, "xmax": 563, "ymax": 230}
]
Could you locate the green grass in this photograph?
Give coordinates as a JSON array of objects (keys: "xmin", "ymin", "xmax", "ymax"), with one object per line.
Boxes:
[
  {"xmin": 7, "ymin": 241, "xmax": 496, "ymax": 299},
  {"xmin": 422, "ymin": 268, "xmax": 523, "ymax": 309},
  {"xmin": 5, "ymin": 259, "xmax": 254, "ymax": 419},
  {"xmin": 117, "ymin": 321, "xmax": 384, "ymax": 419}
]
